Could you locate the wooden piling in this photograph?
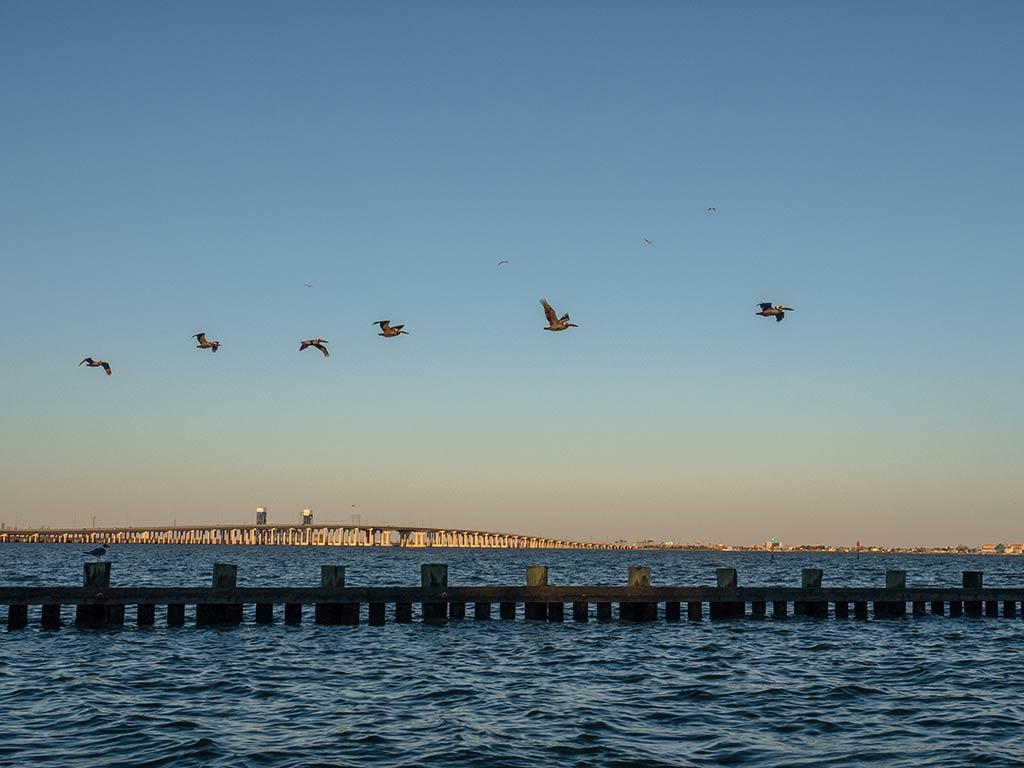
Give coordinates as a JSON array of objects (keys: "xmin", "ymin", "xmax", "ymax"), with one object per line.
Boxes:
[
  {"xmin": 547, "ymin": 602, "xmax": 564, "ymax": 622},
  {"xmin": 421, "ymin": 564, "xmax": 448, "ymax": 621},
  {"xmin": 7, "ymin": 604, "xmax": 28, "ymax": 629},
  {"xmin": 853, "ymin": 601, "xmax": 868, "ymax": 619},
  {"xmin": 985, "ymin": 600, "xmax": 998, "ymax": 618},
  {"xmin": 596, "ymin": 602, "xmax": 613, "ymax": 621},
  {"xmin": 499, "ymin": 601, "xmax": 516, "ymax": 620},
  {"xmin": 1003, "ymin": 601, "xmax": 1016, "ymax": 619},
  {"xmin": 316, "ymin": 566, "xmax": 354, "ymax": 625},
  {"xmin": 931, "ymin": 601, "xmax": 944, "ymax": 616},
  {"xmin": 395, "ymin": 602, "xmax": 412, "ymax": 623},
  {"xmin": 834, "ymin": 601, "xmax": 849, "ymax": 619},
  {"xmin": 688, "ymin": 601, "xmax": 703, "ymax": 621},
  {"xmin": 963, "ymin": 572, "xmax": 983, "ymax": 616},
  {"xmin": 665, "ymin": 601, "xmax": 682, "ymax": 622},
  {"xmin": 877, "ymin": 570, "xmax": 906, "ymax": 618},
  {"xmin": 710, "ymin": 568, "xmax": 742, "ymax": 619},
  {"xmin": 474, "ymin": 602, "xmax": 491, "ymax": 620},
  {"xmin": 795, "ymin": 569, "xmax": 826, "ymax": 618},
  {"xmin": 76, "ymin": 562, "xmax": 112, "ymax": 627},
  {"xmin": 449, "ymin": 602, "xmax": 466, "ymax": 620},
  {"xmin": 41, "ymin": 604, "xmax": 61, "ymax": 629},
  {"xmin": 167, "ymin": 603, "xmax": 185, "ymax": 626},
  {"xmin": 368, "ymin": 603, "xmax": 386, "ymax": 626},
  {"xmin": 197, "ymin": 564, "xmax": 242, "ymax": 626},
  {"xmin": 949, "ymin": 601, "xmax": 963, "ymax": 617},
  {"xmin": 524, "ymin": 566, "xmax": 548, "ymax": 621},
  {"xmin": 912, "ymin": 601, "xmax": 926, "ymax": 616},
  {"xmin": 623, "ymin": 566, "xmax": 656, "ymax": 622},
  {"xmin": 255, "ymin": 603, "xmax": 273, "ymax": 624}
]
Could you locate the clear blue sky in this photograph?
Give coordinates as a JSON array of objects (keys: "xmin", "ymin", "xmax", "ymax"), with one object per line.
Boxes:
[{"xmin": 1, "ymin": 2, "xmax": 1021, "ymax": 546}]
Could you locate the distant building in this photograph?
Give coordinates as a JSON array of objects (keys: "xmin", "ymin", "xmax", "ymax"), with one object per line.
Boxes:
[
  {"xmin": 302, "ymin": 509, "xmax": 314, "ymax": 526},
  {"xmin": 979, "ymin": 543, "xmax": 1006, "ymax": 554},
  {"xmin": 255, "ymin": 507, "xmax": 267, "ymax": 526}
]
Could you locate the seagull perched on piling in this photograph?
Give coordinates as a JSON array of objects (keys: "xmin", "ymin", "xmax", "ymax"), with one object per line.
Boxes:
[
  {"xmin": 373, "ymin": 320, "xmax": 409, "ymax": 338},
  {"xmin": 540, "ymin": 299, "xmax": 578, "ymax": 331},
  {"xmin": 84, "ymin": 544, "xmax": 108, "ymax": 560},
  {"xmin": 756, "ymin": 302, "xmax": 794, "ymax": 322},
  {"xmin": 79, "ymin": 358, "xmax": 111, "ymax": 375},
  {"xmin": 299, "ymin": 338, "xmax": 330, "ymax": 357},
  {"xmin": 192, "ymin": 332, "xmax": 220, "ymax": 352}
]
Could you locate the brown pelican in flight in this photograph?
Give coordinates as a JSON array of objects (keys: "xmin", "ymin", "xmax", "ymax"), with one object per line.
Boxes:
[
  {"xmin": 497, "ymin": 260, "xmax": 509, "ymax": 266},
  {"xmin": 707, "ymin": 207, "xmax": 717, "ymax": 212},
  {"xmin": 299, "ymin": 338, "xmax": 330, "ymax": 356},
  {"xmin": 79, "ymin": 358, "xmax": 111, "ymax": 375},
  {"xmin": 374, "ymin": 320, "xmax": 409, "ymax": 338},
  {"xmin": 540, "ymin": 299, "xmax": 578, "ymax": 331},
  {"xmin": 643, "ymin": 238, "xmax": 653, "ymax": 245},
  {"xmin": 193, "ymin": 332, "xmax": 221, "ymax": 352},
  {"xmin": 756, "ymin": 302, "xmax": 794, "ymax": 322}
]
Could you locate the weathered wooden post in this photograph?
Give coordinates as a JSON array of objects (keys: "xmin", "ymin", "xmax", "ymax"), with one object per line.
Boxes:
[
  {"xmin": 197, "ymin": 563, "xmax": 241, "ymax": 626},
  {"xmin": 834, "ymin": 600, "xmax": 849, "ymax": 619},
  {"xmin": 795, "ymin": 569, "xmax": 826, "ymax": 618},
  {"xmin": 474, "ymin": 601, "xmax": 491, "ymax": 620},
  {"xmin": 665, "ymin": 601, "xmax": 682, "ymax": 622},
  {"xmin": 622, "ymin": 566, "xmax": 656, "ymax": 622},
  {"xmin": 596, "ymin": 602, "xmax": 613, "ymax": 621},
  {"xmin": 572, "ymin": 601, "xmax": 589, "ymax": 622},
  {"xmin": 41, "ymin": 604, "xmax": 61, "ymax": 629},
  {"xmin": 688, "ymin": 601, "xmax": 703, "ymax": 621},
  {"xmin": 524, "ymin": 566, "xmax": 548, "ymax": 620},
  {"xmin": 315, "ymin": 566, "xmax": 350, "ymax": 625},
  {"xmin": 167, "ymin": 603, "xmax": 185, "ymax": 626},
  {"xmin": 963, "ymin": 571, "xmax": 983, "ymax": 617},
  {"xmin": 985, "ymin": 599, "xmax": 999, "ymax": 618},
  {"xmin": 853, "ymin": 601, "xmax": 868, "ymax": 619},
  {"xmin": 285, "ymin": 603, "xmax": 302, "ymax": 624},
  {"xmin": 449, "ymin": 601, "xmax": 466, "ymax": 620},
  {"xmin": 77, "ymin": 562, "xmax": 113, "ymax": 627},
  {"xmin": 421, "ymin": 564, "xmax": 448, "ymax": 621},
  {"xmin": 772, "ymin": 600, "xmax": 787, "ymax": 619},
  {"xmin": 876, "ymin": 570, "xmax": 906, "ymax": 618},
  {"xmin": 547, "ymin": 601, "xmax": 565, "ymax": 622},
  {"xmin": 368, "ymin": 602, "xmax": 386, "ymax": 626},
  {"xmin": 1003, "ymin": 601, "xmax": 1017, "ymax": 619},
  {"xmin": 710, "ymin": 568, "xmax": 741, "ymax": 619},
  {"xmin": 948, "ymin": 599, "xmax": 963, "ymax": 618},
  {"xmin": 255, "ymin": 603, "xmax": 274, "ymax": 624},
  {"xmin": 931, "ymin": 600, "xmax": 944, "ymax": 616},
  {"xmin": 8, "ymin": 604, "xmax": 28, "ymax": 630}
]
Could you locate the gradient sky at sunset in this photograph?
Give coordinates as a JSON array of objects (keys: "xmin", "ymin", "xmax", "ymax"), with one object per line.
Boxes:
[{"xmin": 1, "ymin": 2, "xmax": 1021, "ymax": 546}]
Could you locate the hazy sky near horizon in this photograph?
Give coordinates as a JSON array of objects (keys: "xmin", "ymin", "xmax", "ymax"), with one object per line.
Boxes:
[{"xmin": 1, "ymin": 2, "xmax": 1021, "ymax": 546}]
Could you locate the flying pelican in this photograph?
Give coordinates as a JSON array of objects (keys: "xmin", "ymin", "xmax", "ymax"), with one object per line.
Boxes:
[
  {"xmin": 84, "ymin": 544, "xmax": 108, "ymax": 560},
  {"xmin": 756, "ymin": 302, "xmax": 794, "ymax": 322},
  {"xmin": 79, "ymin": 358, "xmax": 111, "ymax": 375},
  {"xmin": 304, "ymin": 283, "xmax": 316, "ymax": 288},
  {"xmin": 643, "ymin": 239, "xmax": 653, "ymax": 245},
  {"xmin": 707, "ymin": 207, "xmax": 717, "ymax": 212},
  {"xmin": 540, "ymin": 299, "xmax": 578, "ymax": 331},
  {"xmin": 373, "ymin": 320, "xmax": 409, "ymax": 338},
  {"xmin": 299, "ymin": 338, "xmax": 330, "ymax": 356},
  {"xmin": 193, "ymin": 332, "xmax": 220, "ymax": 352},
  {"xmin": 497, "ymin": 260, "xmax": 509, "ymax": 266}
]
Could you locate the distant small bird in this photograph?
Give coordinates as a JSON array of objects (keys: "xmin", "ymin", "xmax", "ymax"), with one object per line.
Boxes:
[
  {"xmin": 79, "ymin": 358, "xmax": 111, "ymax": 375},
  {"xmin": 193, "ymin": 332, "xmax": 220, "ymax": 352},
  {"xmin": 497, "ymin": 260, "xmax": 509, "ymax": 266},
  {"xmin": 299, "ymin": 338, "xmax": 330, "ymax": 356},
  {"xmin": 643, "ymin": 239, "xmax": 653, "ymax": 245},
  {"xmin": 707, "ymin": 207, "xmax": 716, "ymax": 212},
  {"xmin": 540, "ymin": 299, "xmax": 578, "ymax": 332},
  {"xmin": 756, "ymin": 302, "xmax": 794, "ymax": 322},
  {"xmin": 374, "ymin": 320, "xmax": 409, "ymax": 338},
  {"xmin": 304, "ymin": 283, "xmax": 316, "ymax": 288},
  {"xmin": 84, "ymin": 544, "xmax": 108, "ymax": 560}
]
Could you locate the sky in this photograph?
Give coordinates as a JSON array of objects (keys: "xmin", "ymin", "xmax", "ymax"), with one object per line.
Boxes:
[{"xmin": 1, "ymin": 2, "xmax": 1021, "ymax": 547}]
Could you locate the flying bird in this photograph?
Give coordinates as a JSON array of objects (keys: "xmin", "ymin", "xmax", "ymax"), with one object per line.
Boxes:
[
  {"xmin": 193, "ymin": 332, "xmax": 220, "ymax": 352},
  {"xmin": 756, "ymin": 302, "xmax": 794, "ymax": 322},
  {"xmin": 79, "ymin": 358, "xmax": 111, "ymax": 375},
  {"xmin": 707, "ymin": 207, "xmax": 717, "ymax": 212},
  {"xmin": 304, "ymin": 283, "xmax": 316, "ymax": 288},
  {"xmin": 540, "ymin": 299, "xmax": 578, "ymax": 332},
  {"xmin": 299, "ymin": 338, "xmax": 330, "ymax": 356},
  {"xmin": 497, "ymin": 260, "xmax": 509, "ymax": 266},
  {"xmin": 374, "ymin": 320, "xmax": 409, "ymax": 338},
  {"xmin": 643, "ymin": 239, "xmax": 653, "ymax": 245}
]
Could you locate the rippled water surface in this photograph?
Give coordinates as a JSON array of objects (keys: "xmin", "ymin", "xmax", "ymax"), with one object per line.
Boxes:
[{"xmin": 2, "ymin": 547, "xmax": 1024, "ymax": 767}]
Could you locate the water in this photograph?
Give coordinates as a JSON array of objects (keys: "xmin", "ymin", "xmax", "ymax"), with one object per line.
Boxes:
[{"xmin": 2, "ymin": 547, "xmax": 1023, "ymax": 767}]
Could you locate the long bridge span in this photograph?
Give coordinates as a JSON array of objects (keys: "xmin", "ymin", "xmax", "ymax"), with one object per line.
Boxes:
[{"xmin": 0, "ymin": 524, "xmax": 628, "ymax": 549}]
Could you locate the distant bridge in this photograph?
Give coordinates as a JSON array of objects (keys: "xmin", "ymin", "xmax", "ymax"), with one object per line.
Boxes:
[{"xmin": 0, "ymin": 524, "xmax": 628, "ymax": 549}]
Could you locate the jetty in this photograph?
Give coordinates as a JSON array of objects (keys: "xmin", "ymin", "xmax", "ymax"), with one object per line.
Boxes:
[
  {"xmin": 0, "ymin": 524, "xmax": 623, "ymax": 549},
  {"xmin": 3, "ymin": 564, "xmax": 1023, "ymax": 629}
]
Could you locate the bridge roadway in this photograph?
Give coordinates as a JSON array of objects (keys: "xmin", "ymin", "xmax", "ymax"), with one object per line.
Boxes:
[{"xmin": 0, "ymin": 524, "xmax": 626, "ymax": 549}]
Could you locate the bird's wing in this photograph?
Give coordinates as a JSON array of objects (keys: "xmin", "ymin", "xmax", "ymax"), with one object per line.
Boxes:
[
  {"xmin": 374, "ymin": 320, "xmax": 391, "ymax": 331},
  {"xmin": 758, "ymin": 303, "xmax": 772, "ymax": 311},
  {"xmin": 101, "ymin": 362, "xmax": 111, "ymax": 374},
  {"xmin": 299, "ymin": 341, "xmax": 310, "ymax": 350},
  {"xmin": 211, "ymin": 344, "xmax": 218, "ymax": 352},
  {"xmin": 775, "ymin": 312, "xmax": 784, "ymax": 322},
  {"xmin": 498, "ymin": 260, "xmax": 509, "ymax": 265},
  {"xmin": 315, "ymin": 343, "xmax": 330, "ymax": 357},
  {"xmin": 560, "ymin": 313, "xmax": 570, "ymax": 322},
  {"xmin": 80, "ymin": 358, "xmax": 91, "ymax": 366},
  {"xmin": 540, "ymin": 299, "xmax": 557, "ymax": 324},
  {"xmin": 194, "ymin": 333, "xmax": 205, "ymax": 342},
  {"xmin": 393, "ymin": 324, "xmax": 404, "ymax": 331}
]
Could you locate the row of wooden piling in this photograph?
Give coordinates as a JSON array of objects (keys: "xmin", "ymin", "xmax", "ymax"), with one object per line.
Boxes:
[{"xmin": 3, "ymin": 563, "xmax": 1024, "ymax": 630}]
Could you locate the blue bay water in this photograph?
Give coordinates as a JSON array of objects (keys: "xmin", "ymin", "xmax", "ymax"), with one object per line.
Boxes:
[{"xmin": 1, "ymin": 547, "xmax": 1023, "ymax": 767}]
